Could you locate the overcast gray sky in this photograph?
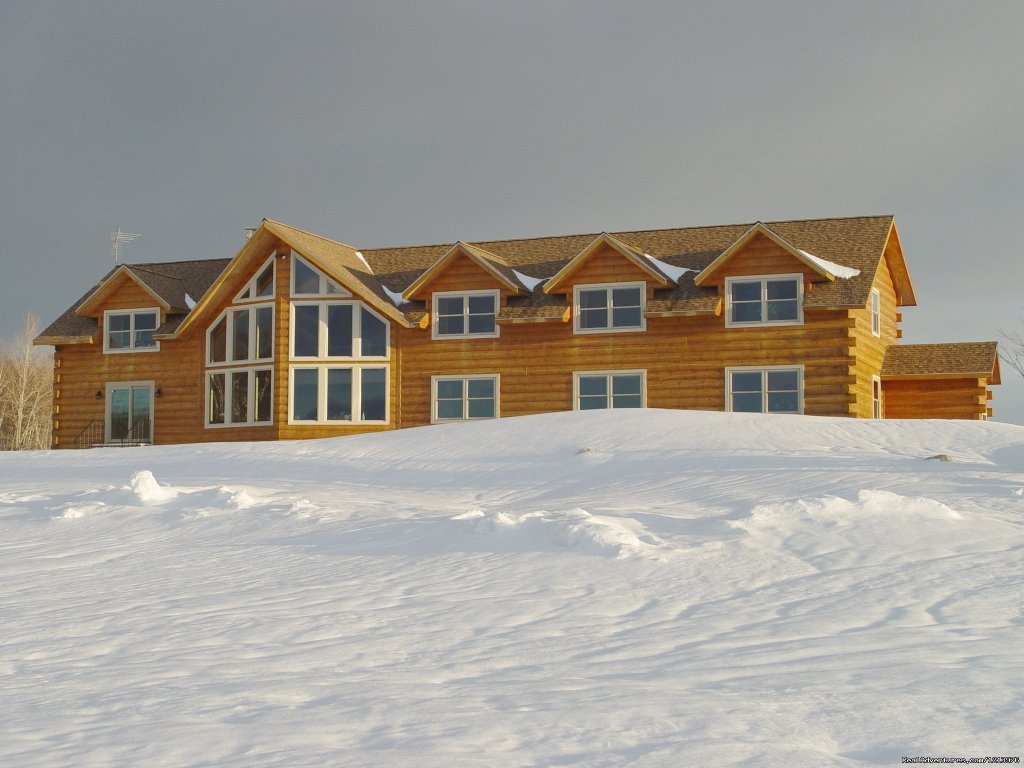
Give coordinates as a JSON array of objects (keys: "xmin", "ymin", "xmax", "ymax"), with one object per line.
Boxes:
[{"xmin": 3, "ymin": 0, "xmax": 1022, "ymax": 423}]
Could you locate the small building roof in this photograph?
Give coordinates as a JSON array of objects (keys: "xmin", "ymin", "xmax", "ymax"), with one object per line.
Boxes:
[{"xmin": 881, "ymin": 342, "xmax": 1000, "ymax": 383}]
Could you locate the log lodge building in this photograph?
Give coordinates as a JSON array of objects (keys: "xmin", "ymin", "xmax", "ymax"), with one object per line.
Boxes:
[{"xmin": 35, "ymin": 215, "xmax": 1001, "ymax": 447}]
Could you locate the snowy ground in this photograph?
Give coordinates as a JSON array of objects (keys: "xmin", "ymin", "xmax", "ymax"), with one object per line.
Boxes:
[{"xmin": 1, "ymin": 410, "xmax": 1022, "ymax": 767}]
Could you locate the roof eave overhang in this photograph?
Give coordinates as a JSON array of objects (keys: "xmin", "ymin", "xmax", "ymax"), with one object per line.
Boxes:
[{"xmin": 34, "ymin": 334, "xmax": 95, "ymax": 346}]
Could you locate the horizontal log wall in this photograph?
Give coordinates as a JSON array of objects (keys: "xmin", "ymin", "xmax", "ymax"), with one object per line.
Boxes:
[{"xmin": 882, "ymin": 378, "xmax": 989, "ymax": 420}]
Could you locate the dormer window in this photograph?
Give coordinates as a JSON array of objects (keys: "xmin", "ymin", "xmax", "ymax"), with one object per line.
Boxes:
[
  {"xmin": 104, "ymin": 309, "xmax": 159, "ymax": 353},
  {"xmin": 432, "ymin": 290, "xmax": 499, "ymax": 339},
  {"xmin": 573, "ymin": 282, "xmax": 645, "ymax": 334},
  {"xmin": 725, "ymin": 275, "xmax": 802, "ymax": 327}
]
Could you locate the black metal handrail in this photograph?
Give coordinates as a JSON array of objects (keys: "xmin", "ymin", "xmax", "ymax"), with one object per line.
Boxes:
[{"xmin": 74, "ymin": 420, "xmax": 104, "ymax": 449}]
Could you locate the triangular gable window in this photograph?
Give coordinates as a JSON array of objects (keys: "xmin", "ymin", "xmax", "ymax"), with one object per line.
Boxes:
[
  {"xmin": 292, "ymin": 255, "xmax": 350, "ymax": 297},
  {"xmin": 235, "ymin": 258, "xmax": 275, "ymax": 302}
]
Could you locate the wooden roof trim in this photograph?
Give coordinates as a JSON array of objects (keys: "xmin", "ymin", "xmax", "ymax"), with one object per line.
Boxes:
[
  {"xmin": 262, "ymin": 220, "xmax": 414, "ymax": 328},
  {"xmin": 403, "ymin": 241, "xmax": 524, "ymax": 301},
  {"xmin": 692, "ymin": 222, "xmax": 838, "ymax": 286},
  {"xmin": 880, "ymin": 220, "xmax": 918, "ymax": 307},
  {"xmin": 34, "ymin": 333, "xmax": 95, "ymax": 346},
  {"xmin": 75, "ymin": 266, "xmax": 172, "ymax": 316},
  {"xmin": 542, "ymin": 233, "xmax": 672, "ymax": 294}
]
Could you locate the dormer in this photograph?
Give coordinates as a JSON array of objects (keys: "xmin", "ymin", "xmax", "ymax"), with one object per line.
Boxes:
[
  {"xmin": 403, "ymin": 242, "xmax": 529, "ymax": 340},
  {"xmin": 694, "ymin": 222, "xmax": 859, "ymax": 328},
  {"xmin": 542, "ymin": 233, "xmax": 674, "ymax": 335}
]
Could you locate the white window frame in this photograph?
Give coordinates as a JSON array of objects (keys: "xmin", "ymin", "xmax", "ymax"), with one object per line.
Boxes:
[
  {"xmin": 207, "ymin": 302, "xmax": 275, "ymax": 366},
  {"xmin": 572, "ymin": 369, "xmax": 647, "ymax": 410},
  {"xmin": 431, "ymin": 290, "xmax": 501, "ymax": 340},
  {"xmin": 724, "ymin": 274, "xmax": 804, "ymax": 328},
  {"xmin": 431, "ymin": 374, "xmax": 500, "ymax": 423},
  {"xmin": 103, "ymin": 308, "xmax": 161, "ymax": 353},
  {"xmin": 289, "ymin": 300, "xmax": 391, "ymax": 360},
  {"xmin": 725, "ymin": 365, "xmax": 804, "ymax": 414},
  {"xmin": 872, "ymin": 374, "xmax": 882, "ymax": 419},
  {"xmin": 234, "ymin": 256, "xmax": 276, "ymax": 303},
  {"xmin": 291, "ymin": 255, "xmax": 351, "ymax": 297},
  {"xmin": 205, "ymin": 367, "xmax": 274, "ymax": 428},
  {"xmin": 288, "ymin": 365, "xmax": 390, "ymax": 425},
  {"xmin": 870, "ymin": 288, "xmax": 881, "ymax": 337},
  {"xmin": 104, "ymin": 380, "xmax": 155, "ymax": 443},
  {"xmin": 572, "ymin": 282, "xmax": 646, "ymax": 335}
]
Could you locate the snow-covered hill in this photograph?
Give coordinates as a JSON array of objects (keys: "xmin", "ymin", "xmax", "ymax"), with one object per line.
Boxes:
[{"xmin": 2, "ymin": 410, "xmax": 1022, "ymax": 767}]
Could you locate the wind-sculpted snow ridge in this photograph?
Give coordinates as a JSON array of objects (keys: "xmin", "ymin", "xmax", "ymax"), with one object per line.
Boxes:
[{"xmin": 1, "ymin": 409, "xmax": 1023, "ymax": 767}]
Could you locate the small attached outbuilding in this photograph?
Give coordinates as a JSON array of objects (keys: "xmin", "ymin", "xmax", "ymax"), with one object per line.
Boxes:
[{"xmin": 880, "ymin": 342, "xmax": 1000, "ymax": 420}]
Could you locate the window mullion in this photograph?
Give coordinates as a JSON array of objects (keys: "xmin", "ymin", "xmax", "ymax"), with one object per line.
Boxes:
[{"xmin": 353, "ymin": 302, "xmax": 361, "ymax": 358}]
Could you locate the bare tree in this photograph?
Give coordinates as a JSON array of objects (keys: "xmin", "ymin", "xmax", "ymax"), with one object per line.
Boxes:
[
  {"xmin": 0, "ymin": 314, "xmax": 53, "ymax": 451},
  {"xmin": 1000, "ymin": 327, "xmax": 1024, "ymax": 379}
]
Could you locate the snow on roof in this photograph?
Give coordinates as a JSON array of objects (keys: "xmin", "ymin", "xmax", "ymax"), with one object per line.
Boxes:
[
  {"xmin": 353, "ymin": 251, "xmax": 374, "ymax": 273},
  {"xmin": 185, "ymin": 293, "xmax": 197, "ymax": 310},
  {"xmin": 798, "ymin": 249, "xmax": 860, "ymax": 279},
  {"xmin": 644, "ymin": 254, "xmax": 694, "ymax": 283},
  {"xmin": 382, "ymin": 285, "xmax": 410, "ymax": 306},
  {"xmin": 512, "ymin": 269, "xmax": 547, "ymax": 292}
]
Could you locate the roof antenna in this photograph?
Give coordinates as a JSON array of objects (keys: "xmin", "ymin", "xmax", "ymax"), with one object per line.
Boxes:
[{"xmin": 111, "ymin": 227, "xmax": 141, "ymax": 263}]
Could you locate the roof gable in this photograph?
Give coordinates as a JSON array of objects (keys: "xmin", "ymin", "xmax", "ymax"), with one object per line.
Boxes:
[
  {"xmin": 543, "ymin": 233, "xmax": 672, "ymax": 294},
  {"xmin": 75, "ymin": 265, "xmax": 174, "ymax": 316},
  {"xmin": 693, "ymin": 222, "xmax": 846, "ymax": 286},
  {"xmin": 403, "ymin": 241, "xmax": 527, "ymax": 301}
]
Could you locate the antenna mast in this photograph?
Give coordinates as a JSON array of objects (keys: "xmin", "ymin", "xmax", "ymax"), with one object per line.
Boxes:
[{"xmin": 111, "ymin": 227, "xmax": 141, "ymax": 263}]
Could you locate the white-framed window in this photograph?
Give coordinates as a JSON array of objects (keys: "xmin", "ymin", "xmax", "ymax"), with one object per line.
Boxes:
[
  {"xmin": 208, "ymin": 303, "xmax": 274, "ymax": 365},
  {"xmin": 289, "ymin": 365, "xmax": 388, "ymax": 424},
  {"xmin": 290, "ymin": 301, "xmax": 389, "ymax": 359},
  {"xmin": 726, "ymin": 365, "xmax": 803, "ymax": 414},
  {"xmin": 291, "ymin": 255, "xmax": 350, "ymax": 297},
  {"xmin": 206, "ymin": 368, "xmax": 273, "ymax": 427},
  {"xmin": 573, "ymin": 282, "xmax": 645, "ymax": 334},
  {"xmin": 235, "ymin": 257, "xmax": 275, "ymax": 302},
  {"xmin": 725, "ymin": 275, "xmax": 803, "ymax": 327},
  {"xmin": 431, "ymin": 375, "xmax": 499, "ymax": 422},
  {"xmin": 872, "ymin": 375, "xmax": 882, "ymax": 419},
  {"xmin": 870, "ymin": 288, "xmax": 881, "ymax": 337},
  {"xmin": 573, "ymin": 370, "xmax": 646, "ymax": 410},
  {"xmin": 103, "ymin": 309, "xmax": 160, "ymax": 353},
  {"xmin": 432, "ymin": 290, "xmax": 500, "ymax": 339}
]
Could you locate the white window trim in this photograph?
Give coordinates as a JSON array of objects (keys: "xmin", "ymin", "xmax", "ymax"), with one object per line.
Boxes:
[
  {"xmin": 205, "ymin": 367, "xmax": 274, "ymax": 428},
  {"xmin": 104, "ymin": 381, "xmax": 155, "ymax": 443},
  {"xmin": 207, "ymin": 302, "xmax": 275, "ymax": 366},
  {"xmin": 291, "ymin": 254, "xmax": 351, "ymax": 298},
  {"xmin": 289, "ymin": 300, "xmax": 391, "ymax": 360},
  {"xmin": 103, "ymin": 308, "xmax": 161, "ymax": 354},
  {"xmin": 870, "ymin": 288, "xmax": 881, "ymax": 337},
  {"xmin": 234, "ymin": 256, "xmax": 276, "ymax": 303},
  {"xmin": 431, "ymin": 374, "xmax": 500, "ymax": 423},
  {"xmin": 572, "ymin": 369, "xmax": 647, "ymax": 410},
  {"xmin": 725, "ymin": 365, "xmax": 804, "ymax": 414},
  {"xmin": 288, "ymin": 365, "xmax": 390, "ymax": 425},
  {"xmin": 572, "ymin": 282, "xmax": 646, "ymax": 335},
  {"xmin": 872, "ymin": 374, "xmax": 882, "ymax": 419},
  {"xmin": 724, "ymin": 274, "xmax": 804, "ymax": 328},
  {"xmin": 431, "ymin": 290, "xmax": 501, "ymax": 340}
]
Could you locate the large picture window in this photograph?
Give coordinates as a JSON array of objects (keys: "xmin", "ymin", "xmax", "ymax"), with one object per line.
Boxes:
[
  {"xmin": 432, "ymin": 290, "xmax": 499, "ymax": 339},
  {"xmin": 291, "ymin": 255, "xmax": 349, "ymax": 297},
  {"xmin": 432, "ymin": 375, "xmax": 498, "ymax": 422},
  {"xmin": 573, "ymin": 283, "xmax": 645, "ymax": 334},
  {"xmin": 208, "ymin": 304, "xmax": 273, "ymax": 364},
  {"xmin": 235, "ymin": 258, "xmax": 275, "ymax": 302},
  {"xmin": 207, "ymin": 368, "xmax": 273, "ymax": 427},
  {"xmin": 289, "ymin": 366, "xmax": 388, "ymax": 424},
  {"xmin": 104, "ymin": 309, "xmax": 159, "ymax": 353},
  {"xmin": 290, "ymin": 302, "xmax": 389, "ymax": 359},
  {"xmin": 573, "ymin": 371, "xmax": 646, "ymax": 410},
  {"xmin": 726, "ymin": 366, "xmax": 803, "ymax": 414},
  {"xmin": 725, "ymin": 275, "xmax": 802, "ymax": 327}
]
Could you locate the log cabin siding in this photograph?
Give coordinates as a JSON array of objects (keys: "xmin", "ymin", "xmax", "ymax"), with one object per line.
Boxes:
[
  {"xmin": 882, "ymin": 378, "xmax": 990, "ymax": 420},
  {"xmin": 847, "ymin": 258, "xmax": 900, "ymax": 418}
]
